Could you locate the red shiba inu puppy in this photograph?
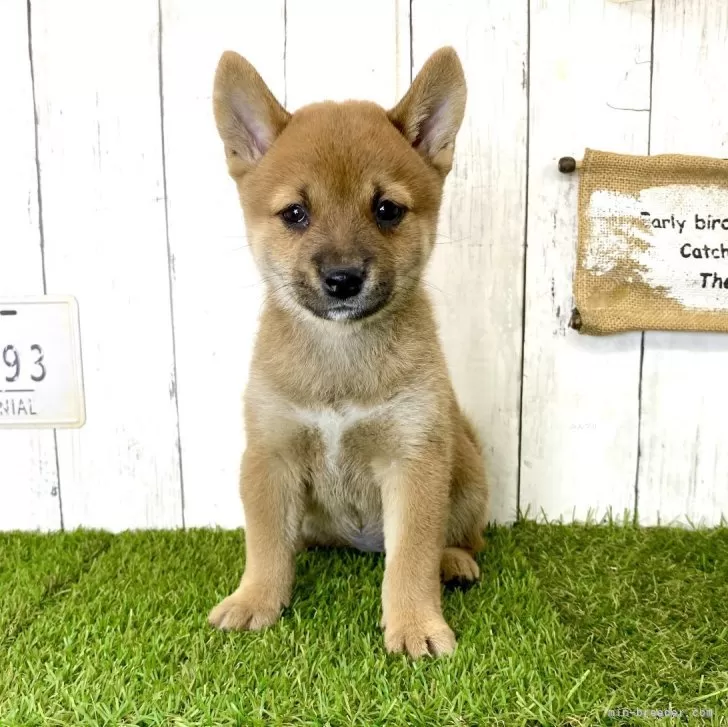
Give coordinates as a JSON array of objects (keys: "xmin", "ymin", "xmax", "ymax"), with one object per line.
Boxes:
[{"xmin": 208, "ymin": 47, "xmax": 488, "ymax": 657}]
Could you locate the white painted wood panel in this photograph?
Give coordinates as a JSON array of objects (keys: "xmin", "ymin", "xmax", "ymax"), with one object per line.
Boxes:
[
  {"xmin": 520, "ymin": 0, "xmax": 652, "ymax": 523},
  {"xmin": 638, "ymin": 0, "xmax": 728, "ymax": 526},
  {"xmin": 30, "ymin": 0, "xmax": 182, "ymax": 530},
  {"xmin": 0, "ymin": 1, "xmax": 60, "ymax": 531},
  {"xmin": 161, "ymin": 0, "xmax": 286, "ymax": 528},
  {"xmin": 285, "ymin": 0, "xmax": 410, "ymax": 110},
  {"xmin": 4, "ymin": 0, "xmax": 728, "ymax": 531},
  {"xmin": 411, "ymin": 0, "xmax": 527, "ymax": 523}
]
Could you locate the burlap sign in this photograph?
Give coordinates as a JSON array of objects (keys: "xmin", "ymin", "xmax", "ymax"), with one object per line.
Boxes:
[{"xmin": 573, "ymin": 149, "xmax": 728, "ymax": 335}]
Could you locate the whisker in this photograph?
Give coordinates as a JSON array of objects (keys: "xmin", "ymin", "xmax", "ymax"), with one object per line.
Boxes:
[
  {"xmin": 431, "ymin": 234, "xmax": 475, "ymax": 246},
  {"xmin": 399, "ymin": 274, "xmax": 447, "ymax": 299},
  {"xmin": 238, "ymin": 274, "xmax": 283, "ymax": 291}
]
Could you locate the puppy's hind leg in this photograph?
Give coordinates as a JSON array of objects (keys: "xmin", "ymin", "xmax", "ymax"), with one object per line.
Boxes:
[
  {"xmin": 442, "ymin": 413, "xmax": 488, "ymax": 585},
  {"xmin": 441, "ymin": 546, "xmax": 480, "ymax": 584}
]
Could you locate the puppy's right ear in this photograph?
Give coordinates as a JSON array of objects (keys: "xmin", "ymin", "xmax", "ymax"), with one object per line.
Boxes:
[{"xmin": 213, "ymin": 51, "xmax": 290, "ymax": 177}]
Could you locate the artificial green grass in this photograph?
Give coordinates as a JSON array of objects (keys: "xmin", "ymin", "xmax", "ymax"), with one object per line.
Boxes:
[{"xmin": 1, "ymin": 524, "xmax": 726, "ymax": 726}]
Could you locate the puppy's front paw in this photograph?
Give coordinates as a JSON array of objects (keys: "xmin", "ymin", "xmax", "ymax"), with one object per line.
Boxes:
[
  {"xmin": 384, "ymin": 613, "xmax": 456, "ymax": 658},
  {"xmin": 208, "ymin": 586, "xmax": 283, "ymax": 631}
]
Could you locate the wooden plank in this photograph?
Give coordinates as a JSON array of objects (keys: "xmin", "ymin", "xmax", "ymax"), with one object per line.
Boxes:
[
  {"xmin": 285, "ymin": 0, "xmax": 409, "ymax": 109},
  {"xmin": 161, "ymin": 0, "xmax": 286, "ymax": 527},
  {"xmin": 638, "ymin": 0, "xmax": 728, "ymax": 526},
  {"xmin": 0, "ymin": 1, "xmax": 60, "ymax": 532},
  {"xmin": 520, "ymin": 0, "xmax": 652, "ymax": 523},
  {"xmin": 411, "ymin": 0, "xmax": 527, "ymax": 523},
  {"xmin": 30, "ymin": 0, "xmax": 182, "ymax": 531}
]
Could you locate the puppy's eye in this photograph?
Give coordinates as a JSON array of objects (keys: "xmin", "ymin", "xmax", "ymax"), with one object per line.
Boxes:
[
  {"xmin": 280, "ymin": 204, "xmax": 309, "ymax": 230},
  {"xmin": 374, "ymin": 199, "xmax": 405, "ymax": 229}
]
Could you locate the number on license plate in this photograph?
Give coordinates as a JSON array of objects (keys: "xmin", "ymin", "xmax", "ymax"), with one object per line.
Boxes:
[{"xmin": 0, "ymin": 297, "xmax": 85, "ymax": 429}]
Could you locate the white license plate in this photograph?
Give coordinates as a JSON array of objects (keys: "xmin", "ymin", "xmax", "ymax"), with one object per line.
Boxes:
[{"xmin": 0, "ymin": 296, "xmax": 86, "ymax": 429}]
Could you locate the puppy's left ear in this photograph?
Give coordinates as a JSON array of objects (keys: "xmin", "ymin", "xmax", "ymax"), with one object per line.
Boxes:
[{"xmin": 388, "ymin": 47, "xmax": 466, "ymax": 176}]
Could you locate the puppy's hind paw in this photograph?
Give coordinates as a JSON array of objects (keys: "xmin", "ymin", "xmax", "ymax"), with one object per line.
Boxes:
[{"xmin": 440, "ymin": 546, "xmax": 480, "ymax": 585}]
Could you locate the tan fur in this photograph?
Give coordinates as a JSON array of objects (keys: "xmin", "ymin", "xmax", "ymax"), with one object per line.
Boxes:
[{"xmin": 207, "ymin": 47, "xmax": 488, "ymax": 658}]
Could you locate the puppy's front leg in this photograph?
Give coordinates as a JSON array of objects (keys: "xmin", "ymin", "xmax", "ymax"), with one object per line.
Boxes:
[
  {"xmin": 209, "ymin": 446, "xmax": 303, "ymax": 631},
  {"xmin": 378, "ymin": 454, "xmax": 455, "ymax": 658}
]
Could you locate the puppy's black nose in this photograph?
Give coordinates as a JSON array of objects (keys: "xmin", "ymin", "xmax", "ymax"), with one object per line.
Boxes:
[{"xmin": 321, "ymin": 267, "xmax": 365, "ymax": 300}]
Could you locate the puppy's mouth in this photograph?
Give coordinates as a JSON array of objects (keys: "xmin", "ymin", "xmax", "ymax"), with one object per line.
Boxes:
[
  {"xmin": 317, "ymin": 296, "xmax": 390, "ymax": 321},
  {"xmin": 293, "ymin": 280, "xmax": 393, "ymax": 322}
]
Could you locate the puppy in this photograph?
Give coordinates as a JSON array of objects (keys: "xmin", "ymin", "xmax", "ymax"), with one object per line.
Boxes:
[{"xmin": 208, "ymin": 47, "xmax": 488, "ymax": 658}]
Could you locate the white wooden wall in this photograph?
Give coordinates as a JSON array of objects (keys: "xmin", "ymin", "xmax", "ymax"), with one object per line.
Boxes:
[{"xmin": 1, "ymin": 0, "xmax": 726, "ymax": 532}]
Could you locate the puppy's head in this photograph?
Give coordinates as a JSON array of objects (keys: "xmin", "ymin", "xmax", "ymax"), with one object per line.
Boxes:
[{"xmin": 213, "ymin": 48, "xmax": 466, "ymax": 323}]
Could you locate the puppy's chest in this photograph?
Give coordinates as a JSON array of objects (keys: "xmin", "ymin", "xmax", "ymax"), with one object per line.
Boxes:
[
  {"xmin": 293, "ymin": 404, "xmax": 390, "ymax": 550},
  {"xmin": 293, "ymin": 403, "xmax": 391, "ymax": 479}
]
